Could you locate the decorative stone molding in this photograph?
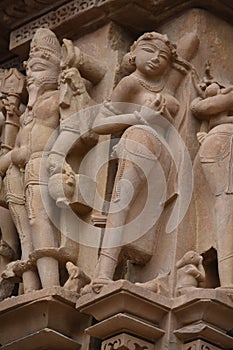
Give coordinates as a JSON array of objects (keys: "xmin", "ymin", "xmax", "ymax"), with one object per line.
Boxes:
[
  {"xmin": 173, "ymin": 289, "xmax": 233, "ymax": 349},
  {"xmin": 183, "ymin": 339, "xmax": 222, "ymax": 350},
  {"xmin": 101, "ymin": 333, "xmax": 154, "ymax": 350},
  {"xmin": 86, "ymin": 313, "xmax": 165, "ymax": 342},
  {"xmin": 9, "ymin": 0, "xmax": 102, "ymax": 56},
  {"xmin": 0, "ymin": 287, "xmax": 90, "ymax": 350},
  {"xmin": 77, "ymin": 280, "xmax": 170, "ymax": 324},
  {"xmin": 9, "ymin": 0, "xmax": 233, "ymax": 58},
  {"xmin": 77, "ymin": 280, "xmax": 169, "ymax": 344},
  {"xmin": 1, "ymin": 0, "xmax": 68, "ymax": 27}
]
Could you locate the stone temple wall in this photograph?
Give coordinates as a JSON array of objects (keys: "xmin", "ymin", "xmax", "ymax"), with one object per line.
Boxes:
[{"xmin": 0, "ymin": 1, "xmax": 233, "ymax": 349}]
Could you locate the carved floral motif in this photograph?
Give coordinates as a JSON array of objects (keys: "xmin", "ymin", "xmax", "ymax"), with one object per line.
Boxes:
[
  {"xmin": 183, "ymin": 340, "xmax": 221, "ymax": 350},
  {"xmin": 101, "ymin": 333, "xmax": 154, "ymax": 350}
]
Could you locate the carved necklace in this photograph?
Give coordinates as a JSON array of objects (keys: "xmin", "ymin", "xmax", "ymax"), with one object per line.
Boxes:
[{"xmin": 132, "ymin": 73, "xmax": 164, "ymax": 92}]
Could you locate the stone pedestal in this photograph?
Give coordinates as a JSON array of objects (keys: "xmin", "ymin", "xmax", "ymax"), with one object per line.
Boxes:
[
  {"xmin": 76, "ymin": 280, "xmax": 170, "ymax": 349},
  {"xmin": 173, "ymin": 289, "xmax": 233, "ymax": 349},
  {"xmin": 0, "ymin": 287, "xmax": 91, "ymax": 350},
  {"xmin": 76, "ymin": 282, "xmax": 233, "ymax": 349}
]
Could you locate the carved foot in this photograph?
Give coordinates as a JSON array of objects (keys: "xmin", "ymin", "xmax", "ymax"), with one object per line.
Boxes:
[
  {"xmin": 175, "ymin": 286, "xmax": 200, "ymax": 296},
  {"xmin": 81, "ymin": 276, "xmax": 113, "ymax": 295},
  {"xmin": 135, "ymin": 280, "xmax": 160, "ymax": 293},
  {"xmin": 63, "ymin": 261, "xmax": 91, "ymax": 293},
  {"xmin": 135, "ymin": 271, "xmax": 170, "ymax": 296}
]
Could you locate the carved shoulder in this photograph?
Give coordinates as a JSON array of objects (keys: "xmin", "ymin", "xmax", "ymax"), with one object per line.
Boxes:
[{"xmin": 111, "ymin": 75, "xmax": 140, "ymax": 103}]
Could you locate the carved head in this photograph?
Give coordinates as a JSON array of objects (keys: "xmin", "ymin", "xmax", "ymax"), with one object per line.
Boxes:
[
  {"xmin": 129, "ymin": 32, "xmax": 177, "ymax": 77},
  {"xmin": 205, "ymin": 82, "xmax": 221, "ymax": 97},
  {"xmin": 24, "ymin": 28, "xmax": 61, "ymax": 90},
  {"xmin": 176, "ymin": 250, "xmax": 203, "ymax": 268}
]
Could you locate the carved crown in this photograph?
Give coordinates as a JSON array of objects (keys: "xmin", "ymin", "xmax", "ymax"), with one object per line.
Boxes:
[{"xmin": 29, "ymin": 28, "xmax": 61, "ymax": 66}]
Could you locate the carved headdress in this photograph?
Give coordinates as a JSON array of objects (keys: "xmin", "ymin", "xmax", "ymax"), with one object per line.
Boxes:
[
  {"xmin": 29, "ymin": 28, "xmax": 61, "ymax": 67},
  {"xmin": 129, "ymin": 31, "xmax": 191, "ymax": 75},
  {"xmin": 130, "ymin": 32, "xmax": 177, "ymax": 60}
]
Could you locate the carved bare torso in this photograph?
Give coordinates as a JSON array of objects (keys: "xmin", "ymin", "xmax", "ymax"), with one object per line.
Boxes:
[{"xmin": 11, "ymin": 90, "xmax": 59, "ymax": 168}]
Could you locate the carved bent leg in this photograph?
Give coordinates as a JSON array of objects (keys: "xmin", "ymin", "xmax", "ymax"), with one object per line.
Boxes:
[
  {"xmin": 93, "ymin": 160, "xmax": 145, "ymax": 291},
  {"xmin": 92, "ymin": 125, "xmax": 167, "ymax": 292},
  {"xmin": 26, "ymin": 183, "xmax": 60, "ymax": 288}
]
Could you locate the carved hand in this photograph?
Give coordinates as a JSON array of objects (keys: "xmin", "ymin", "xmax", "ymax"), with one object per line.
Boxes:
[
  {"xmin": 1, "ymin": 97, "xmax": 20, "ymax": 117},
  {"xmin": 61, "ymin": 67, "xmax": 84, "ymax": 93},
  {"xmin": 144, "ymin": 94, "xmax": 164, "ymax": 111},
  {"xmin": 196, "ymin": 131, "xmax": 207, "ymax": 145},
  {"xmin": 139, "ymin": 104, "xmax": 162, "ymax": 126},
  {"xmin": 47, "ymin": 153, "xmax": 65, "ymax": 176},
  {"xmin": 48, "ymin": 161, "xmax": 76, "ymax": 207},
  {"xmin": 184, "ymin": 265, "xmax": 199, "ymax": 277}
]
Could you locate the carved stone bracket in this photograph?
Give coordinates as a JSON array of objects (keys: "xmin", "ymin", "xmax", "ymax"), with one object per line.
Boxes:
[
  {"xmin": 85, "ymin": 313, "xmax": 164, "ymax": 342},
  {"xmin": 76, "ymin": 282, "xmax": 233, "ymax": 348},
  {"xmin": 76, "ymin": 280, "xmax": 170, "ymax": 344},
  {"xmin": 0, "ymin": 287, "xmax": 91, "ymax": 350},
  {"xmin": 77, "ymin": 280, "xmax": 170, "ymax": 324},
  {"xmin": 183, "ymin": 339, "xmax": 222, "ymax": 350},
  {"xmin": 173, "ymin": 289, "xmax": 233, "ymax": 349},
  {"xmin": 101, "ymin": 333, "xmax": 154, "ymax": 350}
]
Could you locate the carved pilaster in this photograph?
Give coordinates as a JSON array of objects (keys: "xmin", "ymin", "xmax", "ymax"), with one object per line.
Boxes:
[
  {"xmin": 101, "ymin": 333, "xmax": 154, "ymax": 350},
  {"xmin": 183, "ymin": 339, "xmax": 222, "ymax": 350}
]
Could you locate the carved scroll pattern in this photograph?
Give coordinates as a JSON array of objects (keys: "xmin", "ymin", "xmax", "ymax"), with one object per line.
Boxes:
[
  {"xmin": 101, "ymin": 334, "xmax": 154, "ymax": 350},
  {"xmin": 183, "ymin": 340, "xmax": 221, "ymax": 350},
  {"xmin": 10, "ymin": 0, "xmax": 97, "ymax": 49}
]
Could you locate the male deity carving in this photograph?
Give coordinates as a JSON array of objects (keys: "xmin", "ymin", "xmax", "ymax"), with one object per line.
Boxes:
[
  {"xmin": 191, "ymin": 79, "xmax": 233, "ymax": 289},
  {"xmin": 81, "ymin": 31, "xmax": 199, "ymax": 293},
  {"xmin": 0, "ymin": 28, "xmax": 62, "ymax": 292},
  {"xmin": 0, "ymin": 28, "xmax": 106, "ymax": 295}
]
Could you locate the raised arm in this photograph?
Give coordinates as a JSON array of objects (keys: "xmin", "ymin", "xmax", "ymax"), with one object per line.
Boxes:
[
  {"xmin": 93, "ymin": 76, "xmax": 159, "ymax": 135},
  {"xmin": 191, "ymin": 90, "xmax": 233, "ymax": 119},
  {"xmin": 92, "ymin": 76, "xmax": 145, "ymax": 135}
]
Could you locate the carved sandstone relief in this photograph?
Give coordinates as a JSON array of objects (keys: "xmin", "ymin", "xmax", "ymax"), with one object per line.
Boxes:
[
  {"xmin": 0, "ymin": 69, "xmax": 21, "ymax": 300},
  {"xmin": 191, "ymin": 73, "xmax": 233, "ymax": 289},
  {"xmin": 0, "ymin": 28, "xmax": 92, "ymax": 296},
  {"xmin": 175, "ymin": 250, "xmax": 205, "ymax": 296},
  {"xmin": 0, "ymin": 17, "xmax": 233, "ymax": 305},
  {"xmin": 79, "ymin": 31, "xmax": 199, "ymax": 295}
]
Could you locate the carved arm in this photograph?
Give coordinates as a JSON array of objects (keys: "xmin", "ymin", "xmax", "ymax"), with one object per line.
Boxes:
[{"xmin": 191, "ymin": 90, "xmax": 233, "ymax": 119}]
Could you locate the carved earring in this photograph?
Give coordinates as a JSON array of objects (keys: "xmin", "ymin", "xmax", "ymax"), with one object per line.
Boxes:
[
  {"xmin": 129, "ymin": 54, "xmax": 136, "ymax": 65},
  {"xmin": 23, "ymin": 60, "xmax": 28, "ymax": 69}
]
